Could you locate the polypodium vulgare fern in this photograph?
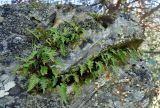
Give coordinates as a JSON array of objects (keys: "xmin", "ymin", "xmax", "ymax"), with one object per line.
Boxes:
[
  {"xmin": 18, "ymin": 20, "xmax": 140, "ymax": 103},
  {"xmin": 57, "ymin": 83, "xmax": 68, "ymax": 103},
  {"xmin": 19, "ymin": 46, "xmax": 62, "ymax": 92},
  {"xmin": 29, "ymin": 22, "xmax": 84, "ymax": 56}
]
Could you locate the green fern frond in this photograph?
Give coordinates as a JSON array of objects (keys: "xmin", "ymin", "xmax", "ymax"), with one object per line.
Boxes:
[
  {"xmin": 73, "ymin": 73, "xmax": 79, "ymax": 83},
  {"xmin": 101, "ymin": 54, "xmax": 107, "ymax": 63},
  {"xmin": 96, "ymin": 61, "xmax": 104, "ymax": 74},
  {"xmin": 85, "ymin": 79, "xmax": 92, "ymax": 86},
  {"xmin": 73, "ymin": 84, "xmax": 81, "ymax": 96},
  {"xmin": 39, "ymin": 47, "xmax": 57, "ymax": 64},
  {"xmin": 86, "ymin": 59, "xmax": 94, "ymax": 72},
  {"xmin": 40, "ymin": 78, "xmax": 48, "ymax": 93},
  {"xmin": 128, "ymin": 48, "xmax": 138, "ymax": 59},
  {"xmin": 20, "ymin": 51, "xmax": 37, "ymax": 62},
  {"xmin": 110, "ymin": 57, "xmax": 117, "ymax": 66},
  {"xmin": 80, "ymin": 64, "xmax": 87, "ymax": 76},
  {"xmin": 54, "ymin": 58, "xmax": 64, "ymax": 68},
  {"xmin": 57, "ymin": 83, "xmax": 68, "ymax": 103},
  {"xmin": 36, "ymin": 27, "xmax": 48, "ymax": 38},
  {"xmin": 117, "ymin": 49, "xmax": 127, "ymax": 64},
  {"xmin": 27, "ymin": 28, "xmax": 41, "ymax": 40},
  {"xmin": 60, "ymin": 44, "xmax": 66, "ymax": 56},
  {"xmin": 110, "ymin": 49, "xmax": 116, "ymax": 54},
  {"xmin": 105, "ymin": 53, "xmax": 112, "ymax": 60},
  {"xmin": 51, "ymin": 67, "xmax": 60, "ymax": 77},
  {"xmin": 63, "ymin": 74, "xmax": 71, "ymax": 83},
  {"xmin": 52, "ymin": 76, "xmax": 58, "ymax": 87},
  {"xmin": 40, "ymin": 66, "xmax": 48, "ymax": 76},
  {"xmin": 27, "ymin": 74, "xmax": 39, "ymax": 92}
]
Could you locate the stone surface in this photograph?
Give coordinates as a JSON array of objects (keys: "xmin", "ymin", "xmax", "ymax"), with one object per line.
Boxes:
[
  {"xmin": 70, "ymin": 59, "xmax": 154, "ymax": 108},
  {"xmin": 0, "ymin": 16, "xmax": 4, "ymax": 23},
  {"xmin": 0, "ymin": 3, "xmax": 156, "ymax": 108},
  {"xmin": 55, "ymin": 14, "xmax": 144, "ymax": 74}
]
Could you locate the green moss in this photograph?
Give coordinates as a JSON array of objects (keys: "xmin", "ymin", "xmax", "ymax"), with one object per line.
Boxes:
[{"xmin": 110, "ymin": 39, "xmax": 144, "ymax": 50}]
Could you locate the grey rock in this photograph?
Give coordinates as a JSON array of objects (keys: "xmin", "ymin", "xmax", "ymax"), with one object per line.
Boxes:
[
  {"xmin": 133, "ymin": 90, "xmax": 145, "ymax": 101},
  {"xmin": 0, "ymin": 43, "xmax": 3, "ymax": 52},
  {"xmin": 0, "ymin": 74, "xmax": 9, "ymax": 82},
  {"xmin": 0, "ymin": 3, "xmax": 155, "ymax": 108},
  {"xmin": 0, "ymin": 16, "xmax": 4, "ymax": 23},
  {"xmin": 9, "ymin": 85, "xmax": 22, "ymax": 96},
  {"xmin": 0, "ymin": 96, "xmax": 15, "ymax": 107},
  {"xmin": 54, "ymin": 13, "xmax": 144, "ymax": 74}
]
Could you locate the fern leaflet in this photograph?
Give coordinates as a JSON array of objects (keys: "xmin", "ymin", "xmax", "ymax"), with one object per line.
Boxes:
[
  {"xmin": 57, "ymin": 83, "xmax": 68, "ymax": 103},
  {"xmin": 27, "ymin": 74, "xmax": 39, "ymax": 92},
  {"xmin": 40, "ymin": 78, "xmax": 48, "ymax": 93}
]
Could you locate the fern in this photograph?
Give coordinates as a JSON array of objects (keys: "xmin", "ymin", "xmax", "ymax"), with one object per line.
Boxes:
[
  {"xmin": 21, "ymin": 60, "xmax": 35, "ymax": 75},
  {"xmin": 52, "ymin": 76, "xmax": 58, "ymax": 87},
  {"xmin": 73, "ymin": 84, "xmax": 81, "ymax": 96},
  {"xmin": 40, "ymin": 78, "xmax": 48, "ymax": 93},
  {"xmin": 27, "ymin": 74, "xmax": 39, "ymax": 92},
  {"xmin": 96, "ymin": 61, "xmax": 104, "ymax": 74},
  {"xmin": 27, "ymin": 28, "xmax": 41, "ymax": 40},
  {"xmin": 40, "ymin": 66, "xmax": 48, "ymax": 76},
  {"xmin": 19, "ymin": 19, "xmax": 140, "ymax": 103},
  {"xmin": 128, "ymin": 48, "xmax": 138, "ymax": 59},
  {"xmin": 86, "ymin": 59, "xmax": 94, "ymax": 72},
  {"xmin": 110, "ymin": 49, "xmax": 116, "ymax": 54},
  {"xmin": 73, "ymin": 73, "xmax": 79, "ymax": 83},
  {"xmin": 85, "ymin": 79, "xmax": 92, "ymax": 86},
  {"xmin": 57, "ymin": 83, "xmax": 68, "ymax": 103},
  {"xmin": 117, "ymin": 49, "xmax": 127, "ymax": 64},
  {"xmin": 39, "ymin": 47, "xmax": 57, "ymax": 64},
  {"xmin": 54, "ymin": 58, "xmax": 64, "ymax": 68},
  {"xmin": 105, "ymin": 52, "xmax": 112, "ymax": 60},
  {"xmin": 110, "ymin": 57, "xmax": 118, "ymax": 66},
  {"xmin": 80, "ymin": 64, "xmax": 87, "ymax": 76},
  {"xmin": 59, "ymin": 44, "xmax": 66, "ymax": 56},
  {"xmin": 51, "ymin": 67, "xmax": 60, "ymax": 77},
  {"xmin": 20, "ymin": 51, "xmax": 37, "ymax": 62},
  {"xmin": 62, "ymin": 74, "xmax": 71, "ymax": 83}
]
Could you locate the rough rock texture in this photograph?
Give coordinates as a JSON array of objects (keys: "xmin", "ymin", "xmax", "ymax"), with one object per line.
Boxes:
[
  {"xmin": 56, "ymin": 13, "xmax": 144, "ymax": 74},
  {"xmin": 0, "ymin": 3, "xmax": 156, "ymax": 108},
  {"xmin": 70, "ymin": 59, "xmax": 154, "ymax": 108}
]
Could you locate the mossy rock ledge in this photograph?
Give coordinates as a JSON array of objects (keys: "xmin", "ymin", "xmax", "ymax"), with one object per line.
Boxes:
[{"xmin": 0, "ymin": 3, "xmax": 155, "ymax": 108}]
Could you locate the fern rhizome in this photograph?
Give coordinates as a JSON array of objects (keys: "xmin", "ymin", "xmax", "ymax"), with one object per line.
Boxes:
[{"xmin": 17, "ymin": 21, "xmax": 140, "ymax": 103}]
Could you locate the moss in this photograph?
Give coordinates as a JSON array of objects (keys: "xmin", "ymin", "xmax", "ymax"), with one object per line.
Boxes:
[{"xmin": 109, "ymin": 39, "xmax": 144, "ymax": 50}]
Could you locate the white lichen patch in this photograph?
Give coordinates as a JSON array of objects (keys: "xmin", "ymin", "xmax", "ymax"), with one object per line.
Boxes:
[{"xmin": 0, "ymin": 81, "xmax": 16, "ymax": 98}]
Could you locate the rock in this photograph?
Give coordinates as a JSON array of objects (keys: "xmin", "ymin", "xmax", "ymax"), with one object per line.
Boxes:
[
  {"xmin": 9, "ymin": 85, "xmax": 22, "ymax": 96},
  {"xmin": 0, "ymin": 81, "xmax": 16, "ymax": 98},
  {"xmin": 70, "ymin": 59, "xmax": 155, "ymax": 108},
  {"xmin": 0, "ymin": 43, "xmax": 3, "ymax": 52},
  {"xmin": 133, "ymin": 90, "xmax": 145, "ymax": 101},
  {"xmin": 0, "ymin": 3, "xmax": 155, "ymax": 108},
  {"xmin": 0, "ymin": 96, "xmax": 15, "ymax": 107},
  {"xmin": 0, "ymin": 90, "xmax": 9, "ymax": 98},
  {"xmin": 54, "ymin": 13, "xmax": 144, "ymax": 74},
  {"xmin": 0, "ymin": 74, "xmax": 9, "ymax": 82},
  {"xmin": 0, "ymin": 72, "xmax": 16, "ymax": 98},
  {"xmin": 0, "ymin": 16, "xmax": 4, "ymax": 23}
]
